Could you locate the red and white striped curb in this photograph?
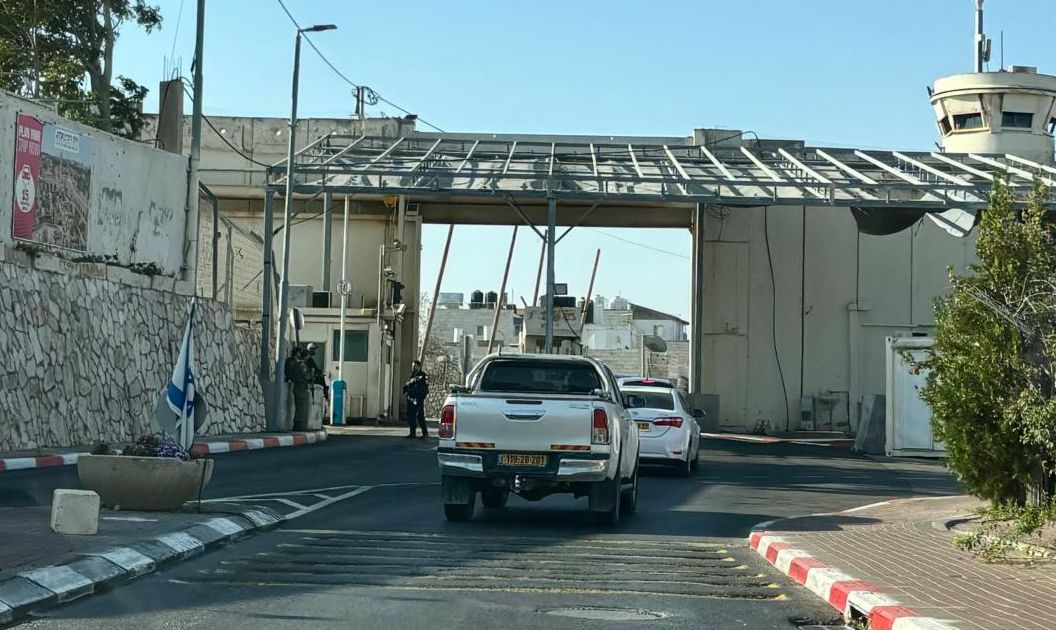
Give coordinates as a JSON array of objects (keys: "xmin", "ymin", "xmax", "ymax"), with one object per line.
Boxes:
[
  {"xmin": 748, "ymin": 531, "xmax": 957, "ymax": 630},
  {"xmin": 0, "ymin": 430, "xmax": 328, "ymax": 473}
]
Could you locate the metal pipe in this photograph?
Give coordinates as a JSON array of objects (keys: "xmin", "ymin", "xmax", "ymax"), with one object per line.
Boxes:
[
  {"xmin": 419, "ymin": 225, "xmax": 454, "ymax": 362},
  {"xmin": 338, "ymin": 196, "xmax": 350, "ymax": 385},
  {"xmin": 544, "ymin": 197, "xmax": 557, "ymax": 353},
  {"xmin": 260, "ymin": 190, "xmax": 275, "ymax": 426},
  {"xmin": 376, "ymin": 243, "xmax": 385, "ymax": 326},
  {"xmin": 321, "ymin": 191, "xmax": 332, "ymax": 293},
  {"xmin": 210, "ymin": 191, "xmax": 218, "ymax": 300},
  {"xmin": 690, "ymin": 203, "xmax": 705, "ymax": 394},
  {"xmin": 532, "ymin": 228, "xmax": 547, "ymax": 307},
  {"xmin": 487, "ymin": 226, "xmax": 518, "ymax": 354},
  {"xmin": 183, "ymin": 0, "xmax": 205, "ymax": 290},
  {"xmin": 580, "ymin": 249, "xmax": 600, "ymax": 329},
  {"xmin": 225, "ymin": 222, "xmax": 234, "ymax": 304},
  {"xmin": 975, "ymin": 0, "xmax": 985, "ymax": 73}
]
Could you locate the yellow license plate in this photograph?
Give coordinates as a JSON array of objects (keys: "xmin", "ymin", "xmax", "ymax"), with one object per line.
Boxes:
[
  {"xmin": 499, "ymin": 454, "xmax": 547, "ymax": 467},
  {"xmin": 637, "ymin": 422, "xmax": 651, "ymax": 431}
]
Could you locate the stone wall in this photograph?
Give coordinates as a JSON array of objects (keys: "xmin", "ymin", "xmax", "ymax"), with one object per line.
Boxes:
[
  {"xmin": 587, "ymin": 341, "xmax": 690, "ymax": 382},
  {"xmin": 0, "ymin": 249, "xmax": 264, "ymax": 451}
]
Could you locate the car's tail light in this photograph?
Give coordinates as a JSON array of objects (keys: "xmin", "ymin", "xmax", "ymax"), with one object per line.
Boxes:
[
  {"xmin": 592, "ymin": 408, "xmax": 610, "ymax": 444},
  {"xmin": 439, "ymin": 404, "xmax": 456, "ymax": 439},
  {"xmin": 653, "ymin": 417, "xmax": 684, "ymax": 428}
]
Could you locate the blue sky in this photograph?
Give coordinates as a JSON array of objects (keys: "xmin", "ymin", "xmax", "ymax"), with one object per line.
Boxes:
[{"xmin": 113, "ymin": 0, "xmax": 1056, "ymax": 320}]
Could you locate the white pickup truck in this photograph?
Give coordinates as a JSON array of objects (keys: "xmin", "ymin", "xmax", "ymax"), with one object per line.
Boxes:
[{"xmin": 437, "ymin": 353, "xmax": 640, "ymax": 526}]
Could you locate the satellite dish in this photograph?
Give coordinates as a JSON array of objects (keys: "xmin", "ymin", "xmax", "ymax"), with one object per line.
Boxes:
[{"xmin": 643, "ymin": 335, "xmax": 668, "ymax": 353}]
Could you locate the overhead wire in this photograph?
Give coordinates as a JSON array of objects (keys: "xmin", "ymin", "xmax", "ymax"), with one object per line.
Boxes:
[
  {"xmin": 588, "ymin": 229, "xmax": 689, "ymax": 260},
  {"xmin": 272, "ymin": 0, "xmax": 446, "ymax": 132}
]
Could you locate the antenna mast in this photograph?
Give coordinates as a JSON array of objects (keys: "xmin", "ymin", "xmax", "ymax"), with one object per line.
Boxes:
[{"xmin": 974, "ymin": 0, "xmax": 991, "ymax": 72}]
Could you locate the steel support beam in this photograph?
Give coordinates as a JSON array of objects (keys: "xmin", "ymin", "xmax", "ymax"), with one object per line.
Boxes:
[
  {"xmin": 321, "ymin": 191, "xmax": 332, "ymax": 294},
  {"xmin": 690, "ymin": 203, "xmax": 706, "ymax": 394},
  {"xmin": 544, "ymin": 196, "xmax": 557, "ymax": 353}
]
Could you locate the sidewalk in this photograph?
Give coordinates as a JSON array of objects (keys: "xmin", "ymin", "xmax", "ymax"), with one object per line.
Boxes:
[
  {"xmin": 751, "ymin": 495, "xmax": 1056, "ymax": 630},
  {"xmin": 0, "ymin": 501, "xmax": 282, "ymax": 624},
  {"xmin": 0, "ymin": 429, "xmax": 328, "ymax": 472}
]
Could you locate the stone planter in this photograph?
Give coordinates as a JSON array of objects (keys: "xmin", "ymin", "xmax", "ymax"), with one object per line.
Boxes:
[{"xmin": 77, "ymin": 455, "xmax": 214, "ymax": 511}]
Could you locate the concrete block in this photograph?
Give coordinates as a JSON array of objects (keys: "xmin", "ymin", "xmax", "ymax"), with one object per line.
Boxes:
[
  {"xmin": 50, "ymin": 489, "xmax": 100, "ymax": 535},
  {"xmin": 151, "ymin": 274, "xmax": 177, "ymax": 292},
  {"xmin": 173, "ymin": 280, "xmax": 194, "ymax": 296},
  {"xmin": 123, "ymin": 270, "xmax": 152, "ymax": 289},
  {"xmin": 76, "ymin": 262, "xmax": 107, "ymax": 279},
  {"xmin": 32, "ymin": 254, "xmax": 64, "ymax": 274},
  {"xmin": 105, "ymin": 265, "xmax": 134, "ymax": 286}
]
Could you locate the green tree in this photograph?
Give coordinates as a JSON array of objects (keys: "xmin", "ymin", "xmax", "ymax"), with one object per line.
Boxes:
[
  {"xmin": 0, "ymin": 0, "xmax": 161, "ymax": 137},
  {"xmin": 919, "ymin": 177, "xmax": 1056, "ymax": 505}
]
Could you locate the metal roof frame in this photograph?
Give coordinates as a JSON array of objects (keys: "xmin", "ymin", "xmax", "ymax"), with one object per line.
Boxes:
[{"xmin": 268, "ymin": 132, "xmax": 1056, "ymax": 210}]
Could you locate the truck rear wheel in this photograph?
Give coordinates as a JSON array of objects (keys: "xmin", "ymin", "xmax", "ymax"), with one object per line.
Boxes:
[
  {"xmin": 444, "ymin": 499, "xmax": 475, "ymax": 521},
  {"xmin": 481, "ymin": 488, "xmax": 509, "ymax": 509}
]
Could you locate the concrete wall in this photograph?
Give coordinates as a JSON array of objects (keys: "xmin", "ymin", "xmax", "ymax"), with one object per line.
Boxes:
[
  {"xmin": 431, "ymin": 307, "xmax": 520, "ymax": 363},
  {"xmin": 699, "ymin": 205, "xmax": 975, "ymax": 432},
  {"xmin": 587, "ymin": 341, "xmax": 689, "ymax": 381},
  {"xmin": 0, "ymin": 91, "xmax": 187, "ymax": 274},
  {"xmin": 0, "ymin": 247, "xmax": 264, "ymax": 451}
]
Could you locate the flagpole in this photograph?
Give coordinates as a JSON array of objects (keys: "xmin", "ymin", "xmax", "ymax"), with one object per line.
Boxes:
[{"xmin": 181, "ymin": 298, "xmax": 197, "ymax": 450}]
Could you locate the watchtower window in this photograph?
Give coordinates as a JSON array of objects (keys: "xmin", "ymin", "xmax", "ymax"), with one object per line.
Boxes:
[
  {"xmin": 953, "ymin": 113, "xmax": 984, "ymax": 130},
  {"xmin": 1048, "ymin": 117, "xmax": 1056, "ymax": 135},
  {"xmin": 1002, "ymin": 111, "xmax": 1034, "ymax": 129},
  {"xmin": 938, "ymin": 117, "xmax": 952, "ymax": 135}
]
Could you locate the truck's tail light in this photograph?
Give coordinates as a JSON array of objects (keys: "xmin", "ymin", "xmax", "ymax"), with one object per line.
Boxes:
[
  {"xmin": 439, "ymin": 404, "xmax": 456, "ymax": 439},
  {"xmin": 592, "ymin": 408, "xmax": 610, "ymax": 444},
  {"xmin": 653, "ymin": 417, "xmax": 684, "ymax": 428}
]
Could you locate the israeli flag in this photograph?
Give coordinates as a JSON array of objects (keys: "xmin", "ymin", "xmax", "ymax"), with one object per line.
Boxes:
[{"xmin": 166, "ymin": 299, "xmax": 199, "ymax": 450}]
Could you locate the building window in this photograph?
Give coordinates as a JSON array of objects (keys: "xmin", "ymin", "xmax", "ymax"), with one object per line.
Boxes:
[
  {"xmin": 653, "ymin": 325, "xmax": 665, "ymax": 338},
  {"xmin": 1002, "ymin": 111, "xmax": 1034, "ymax": 129},
  {"xmin": 938, "ymin": 116, "xmax": 952, "ymax": 135},
  {"xmin": 952, "ymin": 113, "xmax": 984, "ymax": 130},
  {"xmin": 476, "ymin": 325, "xmax": 486, "ymax": 337},
  {"xmin": 1047, "ymin": 117, "xmax": 1056, "ymax": 135},
  {"xmin": 331, "ymin": 330, "xmax": 369, "ymax": 362}
]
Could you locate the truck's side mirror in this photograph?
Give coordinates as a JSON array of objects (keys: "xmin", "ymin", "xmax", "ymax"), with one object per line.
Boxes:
[{"xmin": 448, "ymin": 384, "xmax": 469, "ymax": 394}]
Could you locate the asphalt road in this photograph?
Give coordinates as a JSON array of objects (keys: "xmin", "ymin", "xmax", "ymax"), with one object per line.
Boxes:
[{"xmin": 6, "ymin": 435, "xmax": 961, "ymax": 630}]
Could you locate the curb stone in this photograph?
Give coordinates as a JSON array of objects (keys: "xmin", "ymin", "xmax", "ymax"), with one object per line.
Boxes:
[
  {"xmin": 0, "ymin": 430, "xmax": 329, "ymax": 473},
  {"xmin": 0, "ymin": 505, "xmax": 283, "ymax": 625},
  {"xmin": 749, "ymin": 498, "xmax": 963, "ymax": 630}
]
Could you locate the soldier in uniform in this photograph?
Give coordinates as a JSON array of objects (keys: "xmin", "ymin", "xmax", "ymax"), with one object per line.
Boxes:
[{"xmin": 402, "ymin": 360, "xmax": 430, "ymax": 439}]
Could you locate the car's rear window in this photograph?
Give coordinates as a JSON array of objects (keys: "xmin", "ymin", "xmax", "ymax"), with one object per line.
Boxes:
[
  {"xmin": 480, "ymin": 361, "xmax": 602, "ymax": 394},
  {"xmin": 623, "ymin": 390, "xmax": 674, "ymax": 410}
]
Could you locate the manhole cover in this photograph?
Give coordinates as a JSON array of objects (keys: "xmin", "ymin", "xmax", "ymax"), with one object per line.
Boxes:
[{"xmin": 542, "ymin": 607, "xmax": 670, "ymax": 621}]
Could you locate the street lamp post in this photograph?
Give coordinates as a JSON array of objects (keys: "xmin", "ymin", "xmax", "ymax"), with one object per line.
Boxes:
[{"xmin": 272, "ymin": 23, "xmax": 337, "ymax": 430}]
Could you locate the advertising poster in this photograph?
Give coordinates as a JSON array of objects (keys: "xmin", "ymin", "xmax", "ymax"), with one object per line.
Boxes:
[
  {"xmin": 11, "ymin": 114, "xmax": 43, "ymax": 240},
  {"xmin": 10, "ymin": 114, "xmax": 93, "ymax": 250}
]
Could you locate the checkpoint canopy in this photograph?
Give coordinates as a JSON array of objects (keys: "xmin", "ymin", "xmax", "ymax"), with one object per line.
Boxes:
[{"xmin": 267, "ymin": 131, "xmax": 1056, "ymax": 234}]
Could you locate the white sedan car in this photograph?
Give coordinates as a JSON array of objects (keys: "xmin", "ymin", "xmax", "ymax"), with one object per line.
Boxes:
[{"xmin": 621, "ymin": 385, "xmax": 702, "ymax": 476}]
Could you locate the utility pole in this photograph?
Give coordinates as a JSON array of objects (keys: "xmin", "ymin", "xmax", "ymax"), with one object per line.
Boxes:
[
  {"xmin": 487, "ymin": 226, "xmax": 518, "ymax": 354},
  {"xmin": 419, "ymin": 225, "xmax": 454, "ymax": 362},
  {"xmin": 184, "ymin": 0, "xmax": 205, "ymax": 290},
  {"xmin": 580, "ymin": 249, "xmax": 600, "ymax": 329},
  {"xmin": 544, "ymin": 197, "xmax": 557, "ymax": 353},
  {"xmin": 272, "ymin": 24, "xmax": 337, "ymax": 426}
]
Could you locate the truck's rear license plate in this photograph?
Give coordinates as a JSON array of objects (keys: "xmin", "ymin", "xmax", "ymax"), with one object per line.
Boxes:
[
  {"xmin": 637, "ymin": 422, "xmax": 651, "ymax": 431},
  {"xmin": 499, "ymin": 454, "xmax": 547, "ymax": 466}
]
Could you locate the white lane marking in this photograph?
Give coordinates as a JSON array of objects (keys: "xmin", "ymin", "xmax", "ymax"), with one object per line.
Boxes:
[
  {"xmin": 267, "ymin": 498, "xmax": 311, "ymax": 510},
  {"xmin": 20, "ymin": 566, "xmax": 94, "ymax": 601},
  {"xmin": 102, "ymin": 516, "xmax": 158, "ymax": 523},
  {"xmin": 285, "ymin": 486, "xmax": 373, "ymax": 519},
  {"xmin": 89, "ymin": 548, "xmax": 155, "ymax": 576},
  {"xmin": 842, "ymin": 500, "xmax": 892, "ymax": 513},
  {"xmin": 202, "ymin": 484, "xmax": 362, "ymax": 501}
]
